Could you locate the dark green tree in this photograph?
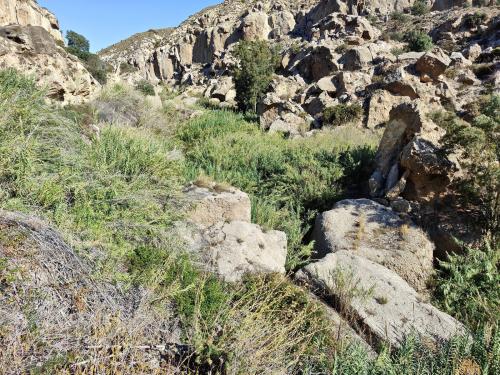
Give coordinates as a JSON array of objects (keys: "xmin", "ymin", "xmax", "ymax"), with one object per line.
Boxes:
[
  {"xmin": 233, "ymin": 40, "xmax": 280, "ymax": 113},
  {"xmin": 66, "ymin": 30, "xmax": 90, "ymax": 53}
]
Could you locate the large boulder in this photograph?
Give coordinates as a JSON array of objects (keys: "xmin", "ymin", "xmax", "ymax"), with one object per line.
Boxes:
[
  {"xmin": 339, "ymin": 45, "xmax": 373, "ymax": 71},
  {"xmin": 184, "ymin": 183, "xmax": 251, "ymax": 227},
  {"xmin": 241, "ymin": 11, "xmax": 271, "ymax": 41},
  {"xmin": 292, "ymin": 44, "xmax": 341, "ymax": 83},
  {"xmin": 366, "ymin": 90, "xmax": 409, "ymax": 129},
  {"xmin": 202, "ymin": 221, "xmax": 287, "ymax": 282},
  {"xmin": 415, "ymin": 48, "xmax": 452, "ymax": 80},
  {"xmin": 308, "ymin": 12, "xmax": 380, "ymax": 41},
  {"xmin": 0, "ymin": 25, "xmax": 100, "ymax": 103},
  {"xmin": 296, "ymin": 250, "xmax": 465, "ymax": 348},
  {"xmin": 369, "ymin": 101, "xmax": 456, "ymax": 203},
  {"xmin": 180, "ymin": 183, "xmax": 288, "ymax": 282},
  {"xmin": 313, "ymin": 199, "xmax": 434, "ymax": 292},
  {"xmin": 258, "ymin": 92, "xmax": 313, "ymax": 134}
]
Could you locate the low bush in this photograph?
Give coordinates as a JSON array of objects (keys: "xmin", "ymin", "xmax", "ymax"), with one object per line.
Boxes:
[
  {"xmin": 391, "ymin": 12, "xmax": 410, "ymax": 22},
  {"xmin": 177, "ymin": 110, "xmax": 377, "ymax": 269},
  {"xmin": 434, "ymin": 243, "xmax": 499, "ymax": 330},
  {"xmin": 411, "ymin": 0, "xmax": 430, "ymax": 15},
  {"xmin": 464, "ymin": 12, "xmax": 487, "ymax": 28},
  {"xmin": 135, "ymin": 79, "xmax": 156, "ymax": 96},
  {"xmin": 405, "ymin": 30, "xmax": 434, "ymax": 52},
  {"xmin": 323, "ymin": 104, "xmax": 363, "ymax": 126}
]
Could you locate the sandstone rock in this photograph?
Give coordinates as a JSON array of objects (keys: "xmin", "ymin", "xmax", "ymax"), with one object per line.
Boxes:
[
  {"xmin": 207, "ymin": 76, "xmax": 235, "ymax": 102},
  {"xmin": 309, "ymin": 12, "xmax": 380, "ymax": 41},
  {"xmin": 293, "ymin": 44, "xmax": 341, "ymax": 82},
  {"xmin": 241, "ymin": 11, "xmax": 271, "ymax": 41},
  {"xmin": 0, "ymin": 25, "xmax": 99, "ymax": 103},
  {"xmin": 335, "ymin": 71, "xmax": 372, "ymax": 98},
  {"xmin": 383, "ymin": 65, "xmax": 419, "ymax": 99},
  {"xmin": 303, "ymin": 91, "xmax": 338, "ymax": 117},
  {"xmin": 340, "ymin": 45, "xmax": 373, "ymax": 71},
  {"xmin": 400, "ymin": 136, "xmax": 455, "ymax": 202},
  {"xmin": 366, "ymin": 90, "xmax": 408, "ymax": 129},
  {"xmin": 258, "ymin": 92, "xmax": 313, "ymax": 132},
  {"xmin": 203, "ymin": 221, "xmax": 287, "ymax": 282},
  {"xmin": 0, "ymin": 0, "xmax": 63, "ymax": 42},
  {"xmin": 370, "ymin": 101, "xmax": 456, "ymax": 204},
  {"xmin": 269, "ymin": 10, "xmax": 296, "ymax": 38},
  {"xmin": 269, "ymin": 75, "xmax": 304, "ymax": 100},
  {"xmin": 415, "ymin": 48, "xmax": 452, "ymax": 80},
  {"xmin": 316, "ymin": 75, "xmax": 337, "ymax": 94},
  {"xmin": 313, "ymin": 199, "xmax": 434, "ymax": 292},
  {"xmin": 463, "ymin": 43, "xmax": 481, "ymax": 62},
  {"xmin": 185, "ymin": 184, "xmax": 251, "ymax": 227},
  {"xmin": 296, "ymin": 250, "xmax": 465, "ymax": 348}
]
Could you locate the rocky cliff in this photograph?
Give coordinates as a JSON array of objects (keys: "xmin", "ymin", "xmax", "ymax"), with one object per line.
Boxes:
[
  {"xmin": 0, "ymin": 0, "xmax": 63, "ymax": 42},
  {"xmin": 0, "ymin": 0, "xmax": 100, "ymax": 103}
]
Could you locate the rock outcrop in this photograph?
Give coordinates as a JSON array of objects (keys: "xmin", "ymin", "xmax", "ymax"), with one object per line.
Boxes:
[
  {"xmin": 0, "ymin": 0, "xmax": 63, "ymax": 42},
  {"xmin": 0, "ymin": 24, "xmax": 100, "ymax": 103},
  {"xmin": 369, "ymin": 101, "xmax": 456, "ymax": 204}
]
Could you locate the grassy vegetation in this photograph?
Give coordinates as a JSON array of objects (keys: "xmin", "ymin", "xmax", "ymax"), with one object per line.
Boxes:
[
  {"xmin": 177, "ymin": 110, "xmax": 377, "ymax": 269},
  {"xmin": 1, "ymin": 69, "xmax": 499, "ymax": 373},
  {"xmin": 323, "ymin": 103, "xmax": 364, "ymax": 127}
]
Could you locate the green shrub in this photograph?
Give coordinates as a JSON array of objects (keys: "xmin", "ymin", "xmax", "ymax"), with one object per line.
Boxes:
[
  {"xmin": 64, "ymin": 30, "xmax": 108, "ymax": 84},
  {"xmin": 405, "ymin": 30, "xmax": 434, "ymax": 52},
  {"xmin": 437, "ymin": 95, "xmax": 499, "ymax": 240},
  {"xmin": 119, "ymin": 62, "xmax": 138, "ymax": 74},
  {"xmin": 434, "ymin": 243, "xmax": 500, "ymax": 330},
  {"xmin": 177, "ymin": 110, "xmax": 377, "ymax": 269},
  {"xmin": 323, "ymin": 104, "xmax": 363, "ymax": 126},
  {"xmin": 66, "ymin": 30, "xmax": 89, "ymax": 53},
  {"xmin": 233, "ymin": 40, "xmax": 280, "ymax": 112},
  {"xmin": 391, "ymin": 11, "xmax": 410, "ymax": 22},
  {"xmin": 464, "ymin": 12, "xmax": 487, "ymax": 28},
  {"xmin": 0, "ymin": 69, "xmax": 182, "ymax": 281},
  {"xmin": 411, "ymin": 0, "xmax": 430, "ymax": 15},
  {"xmin": 135, "ymin": 79, "xmax": 155, "ymax": 96}
]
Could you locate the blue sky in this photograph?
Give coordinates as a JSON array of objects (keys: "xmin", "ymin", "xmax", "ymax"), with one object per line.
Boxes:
[{"xmin": 38, "ymin": 1, "xmax": 221, "ymax": 52}]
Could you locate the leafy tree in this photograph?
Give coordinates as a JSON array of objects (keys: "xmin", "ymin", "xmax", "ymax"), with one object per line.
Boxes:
[
  {"xmin": 66, "ymin": 30, "xmax": 90, "ymax": 53},
  {"xmin": 405, "ymin": 30, "xmax": 434, "ymax": 52},
  {"xmin": 233, "ymin": 40, "xmax": 280, "ymax": 113},
  {"xmin": 64, "ymin": 30, "xmax": 108, "ymax": 84},
  {"xmin": 437, "ymin": 95, "xmax": 499, "ymax": 241}
]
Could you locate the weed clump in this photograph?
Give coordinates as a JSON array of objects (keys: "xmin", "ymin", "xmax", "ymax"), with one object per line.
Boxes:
[{"xmin": 323, "ymin": 104, "xmax": 363, "ymax": 126}]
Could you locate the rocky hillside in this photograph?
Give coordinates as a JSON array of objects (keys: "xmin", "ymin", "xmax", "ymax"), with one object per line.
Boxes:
[{"xmin": 0, "ymin": 0, "xmax": 99, "ymax": 103}]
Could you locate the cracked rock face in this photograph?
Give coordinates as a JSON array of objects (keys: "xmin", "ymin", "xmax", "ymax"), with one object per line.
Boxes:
[
  {"xmin": 0, "ymin": 25, "xmax": 100, "ymax": 103},
  {"xmin": 0, "ymin": 0, "xmax": 63, "ymax": 42}
]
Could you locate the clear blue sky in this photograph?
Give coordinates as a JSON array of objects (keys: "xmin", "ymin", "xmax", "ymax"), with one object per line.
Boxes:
[{"xmin": 38, "ymin": 1, "xmax": 221, "ymax": 52}]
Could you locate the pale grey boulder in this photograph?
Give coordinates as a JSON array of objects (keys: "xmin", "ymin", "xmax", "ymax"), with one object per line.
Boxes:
[
  {"xmin": 313, "ymin": 199, "xmax": 434, "ymax": 292},
  {"xmin": 296, "ymin": 250, "xmax": 466, "ymax": 348}
]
